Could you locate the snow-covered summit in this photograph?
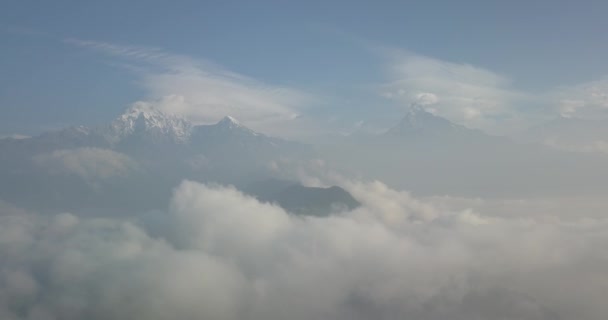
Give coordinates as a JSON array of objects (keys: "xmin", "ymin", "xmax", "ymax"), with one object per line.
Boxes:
[
  {"xmin": 386, "ymin": 105, "xmax": 464, "ymax": 136},
  {"xmin": 98, "ymin": 105, "xmax": 266, "ymax": 146},
  {"xmin": 105, "ymin": 104, "xmax": 193, "ymax": 144},
  {"xmin": 211, "ymin": 115, "xmax": 258, "ymax": 136},
  {"xmin": 218, "ymin": 115, "xmax": 241, "ymax": 126}
]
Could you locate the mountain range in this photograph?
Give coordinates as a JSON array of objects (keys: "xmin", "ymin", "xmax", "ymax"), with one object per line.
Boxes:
[
  {"xmin": 0, "ymin": 106, "xmax": 313, "ymax": 213},
  {"xmin": 322, "ymin": 106, "xmax": 608, "ymax": 197},
  {"xmin": 385, "ymin": 105, "xmax": 485, "ymax": 138},
  {"xmin": 2, "ymin": 105, "xmax": 608, "ymax": 213},
  {"xmin": 2, "ymin": 104, "xmax": 300, "ymax": 153}
]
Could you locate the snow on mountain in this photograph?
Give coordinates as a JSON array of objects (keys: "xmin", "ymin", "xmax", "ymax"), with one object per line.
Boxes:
[
  {"xmin": 218, "ymin": 115, "xmax": 241, "ymax": 127},
  {"xmin": 90, "ymin": 105, "xmax": 274, "ymax": 150},
  {"xmin": 104, "ymin": 103, "xmax": 193, "ymax": 144},
  {"xmin": 0, "ymin": 104, "xmax": 300, "ymax": 163},
  {"xmin": 385, "ymin": 106, "xmax": 477, "ymax": 138},
  {"xmin": 0, "ymin": 105, "xmax": 311, "ymax": 212},
  {"xmin": 210, "ymin": 115, "xmax": 259, "ymax": 136}
]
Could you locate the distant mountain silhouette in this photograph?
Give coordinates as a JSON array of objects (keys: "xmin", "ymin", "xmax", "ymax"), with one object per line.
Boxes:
[
  {"xmin": 243, "ymin": 179, "xmax": 360, "ymax": 216},
  {"xmin": 0, "ymin": 107, "xmax": 312, "ymax": 213}
]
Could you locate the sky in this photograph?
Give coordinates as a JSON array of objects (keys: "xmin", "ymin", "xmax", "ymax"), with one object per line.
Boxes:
[{"xmin": 2, "ymin": 0, "xmax": 608, "ymax": 137}]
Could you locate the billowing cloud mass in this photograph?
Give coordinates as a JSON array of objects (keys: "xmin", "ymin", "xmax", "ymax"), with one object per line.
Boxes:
[
  {"xmin": 33, "ymin": 148, "xmax": 137, "ymax": 182},
  {"xmin": 1, "ymin": 180, "xmax": 608, "ymax": 319}
]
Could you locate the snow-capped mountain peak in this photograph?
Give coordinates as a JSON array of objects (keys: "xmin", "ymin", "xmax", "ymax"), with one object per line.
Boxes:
[
  {"xmin": 218, "ymin": 115, "xmax": 241, "ymax": 126},
  {"xmin": 96, "ymin": 104, "xmax": 267, "ymax": 147},
  {"xmin": 116, "ymin": 103, "xmax": 190, "ymax": 129},
  {"xmin": 386, "ymin": 106, "xmax": 460, "ymax": 136},
  {"xmin": 211, "ymin": 115, "xmax": 258, "ymax": 136},
  {"xmin": 106, "ymin": 104, "xmax": 193, "ymax": 143}
]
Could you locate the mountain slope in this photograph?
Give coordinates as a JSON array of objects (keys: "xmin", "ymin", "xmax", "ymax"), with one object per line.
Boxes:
[
  {"xmin": 0, "ymin": 106, "xmax": 312, "ymax": 212},
  {"xmin": 383, "ymin": 106, "xmax": 498, "ymax": 144},
  {"xmin": 243, "ymin": 179, "xmax": 360, "ymax": 216},
  {"xmin": 386, "ymin": 106, "xmax": 470, "ymax": 136},
  {"xmin": 272, "ymin": 184, "xmax": 360, "ymax": 216},
  {"xmin": 104, "ymin": 103, "xmax": 193, "ymax": 145},
  {"xmin": 100, "ymin": 106, "xmax": 304, "ymax": 155}
]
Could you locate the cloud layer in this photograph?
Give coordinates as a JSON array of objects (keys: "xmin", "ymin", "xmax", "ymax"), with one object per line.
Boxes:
[
  {"xmin": 66, "ymin": 39, "xmax": 311, "ymax": 133},
  {"xmin": 380, "ymin": 51, "xmax": 534, "ymax": 133},
  {"xmin": 66, "ymin": 38, "xmax": 608, "ymax": 139},
  {"xmin": 1, "ymin": 180, "xmax": 608, "ymax": 319},
  {"xmin": 379, "ymin": 50, "xmax": 608, "ymax": 137},
  {"xmin": 552, "ymin": 77, "xmax": 608, "ymax": 119}
]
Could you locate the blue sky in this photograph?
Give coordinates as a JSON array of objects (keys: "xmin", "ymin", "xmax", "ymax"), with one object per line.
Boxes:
[{"xmin": 2, "ymin": 0, "xmax": 608, "ymax": 137}]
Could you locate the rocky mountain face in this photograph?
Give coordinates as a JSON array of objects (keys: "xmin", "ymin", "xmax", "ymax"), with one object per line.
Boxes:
[
  {"xmin": 0, "ymin": 106, "xmax": 312, "ymax": 213},
  {"xmin": 243, "ymin": 179, "xmax": 360, "ymax": 216},
  {"xmin": 104, "ymin": 104, "xmax": 194, "ymax": 145},
  {"xmin": 4, "ymin": 104, "xmax": 608, "ymax": 213}
]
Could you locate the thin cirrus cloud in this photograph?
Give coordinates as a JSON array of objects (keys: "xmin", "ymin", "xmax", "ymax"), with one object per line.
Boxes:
[
  {"xmin": 378, "ymin": 50, "xmax": 608, "ymax": 135},
  {"xmin": 379, "ymin": 51, "xmax": 534, "ymax": 134},
  {"xmin": 551, "ymin": 77, "xmax": 608, "ymax": 118},
  {"xmin": 65, "ymin": 38, "xmax": 608, "ymax": 137},
  {"xmin": 64, "ymin": 38, "xmax": 313, "ymax": 133}
]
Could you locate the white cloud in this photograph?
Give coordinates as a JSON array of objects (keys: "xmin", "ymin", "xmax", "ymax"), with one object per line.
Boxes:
[
  {"xmin": 33, "ymin": 148, "xmax": 137, "ymax": 182},
  {"xmin": 552, "ymin": 77, "xmax": 608, "ymax": 119},
  {"xmin": 2, "ymin": 180, "xmax": 608, "ymax": 319},
  {"xmin": 67, "ymin": 38, "xmax": 608, "ymax": 138},
  {"xmin": 0, "ymin": 134, "xmax": 30, "ymax": 140},
  {"xmin": 414, "ymin": 92, "xmax": 440, "ymax": 106},
  {"xmin": 380, "ymin": 51, "xmax": 534, "ymax": 133},
  {"xmin": 64, "ymin": 38, "xmax": 174, "ymax": 63},
  {"xmin": 67, "ymin": 39, "xmax": 313, "ymax": 134},
  {"xmin": 379, "ymin": 51, "xmax": 608, "ymax": 137}
]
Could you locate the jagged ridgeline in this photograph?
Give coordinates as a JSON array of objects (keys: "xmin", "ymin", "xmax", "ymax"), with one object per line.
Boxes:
[
  {"xmin": 0, "ymin": 106, "xmax": 317, "ymax": 213},
  {"xmin": 243, "ymin": 179, "xmax": 360, "ymax": 216}
]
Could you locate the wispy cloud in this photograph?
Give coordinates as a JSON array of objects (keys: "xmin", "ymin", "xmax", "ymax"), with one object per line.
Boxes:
[
  {"xmin": 65, "ymin": 38, "xmax": 313, "ymax": 134},
  {"xmin": 379, "ymin": 50, "xmax": 536, "ymax": 134},
  {"xmin": 551, "ymin": 77, "xmax": 608, "ymax": 118},
  {"xmin": 65, "ymin": 38, "xmax": 169, "ymax": 60},
  {"xmin": 378, "ymin": 50, "xmax": 608, "ymax": 135},
  {"xmin": 66, "ymin": 38, "xmax": 608, "ymax": 137}
]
